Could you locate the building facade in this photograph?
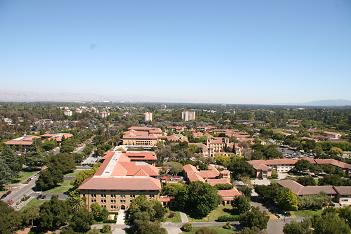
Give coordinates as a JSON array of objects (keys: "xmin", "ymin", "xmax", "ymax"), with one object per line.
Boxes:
[
  {"xmin": 182, "ymin": 110, "xmax": 196, "ymax": 121},
  {"xmin": 79, "ymin": 150, "xmax": 161, "ymax": 213}
]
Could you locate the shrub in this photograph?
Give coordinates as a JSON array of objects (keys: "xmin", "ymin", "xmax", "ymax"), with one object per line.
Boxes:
[
  {"xmin": 101, "ymin": 224, "xmax": 111, "ymax": 233},
  {"xmin": 195, "ymin": 227, "xmax": 217, "ymax": 234},
  {"xmin": 216, "ymin": 214, "xmax": 239, "ymax": 222},
  {"xmin": 214, "ymin": 183, "xmax": 233, "ymax": 190},
  {"xmin": 181, "ymin": 223, "xmax": 192, "ymax": 232}
]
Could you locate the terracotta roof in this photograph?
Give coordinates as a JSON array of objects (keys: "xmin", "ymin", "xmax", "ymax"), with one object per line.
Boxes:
[
  {"xmin": 278, "ymin": 180, "xmax": 337, "ymax": 196},
  {"xmin": 5, "ymin": 135, "xmax": 40, "ymax": 146},
  {"xmin": 79, "ymin": 177, "xmax": 161, "ymax": 191},
  {"xmin": 124, "ymin": 151, "xmax": 157, "ymax": 161},
  {"xmin": 96, "ymin": 152, "xmax": 159, "ymax": 177},
  {"xmin": 206, "ymin": 178, "xmax": 231, "ymax": 186},
  {"xmin": 249, "ymin": 158, "xmax": 351, "ymax": 171},
  {"xmin": 333, "ymin": 186, "xmax": 351, "ymax": 196},
  {"xmin": 218, "ymin": 188, "xmax": 242, "ymax": 200}
]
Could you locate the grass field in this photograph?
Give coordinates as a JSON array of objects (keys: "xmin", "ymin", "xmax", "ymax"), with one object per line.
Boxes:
[
  {"xmin": 11, "ymin": 171, "xmax": 38, "ymax": 183},
  {"xmin": 45, "ymin": 170, "xmax": 81, "ymax": 195},
  {"xmin": 45, "ymin": 177, "xmax": 74, "ymax": 194},
  {"xmin": 189, "ymin": 205, "xmax": 233, "ymax": 222},
  {"xmin": 182, "ymin": 227, "xmax": 234, "ymax": 234},
  {"xmin": 290, "ymin": 209, "xmax": 323, "ymax": 217},
  {"xmin": 21, "ymin": 198, "xmax": 45, "ymax": 211},
  {"xmin": 164, "ymin": 211, "xmax": 182, "ymax": 223}
]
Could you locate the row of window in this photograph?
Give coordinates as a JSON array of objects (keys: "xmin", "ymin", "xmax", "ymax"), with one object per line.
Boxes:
[
  {"xmin": 88, "ymin": 194, "xmax": 137, "ymax": 198},
  {"xmin": 87, "ymin": 194, "xmax": 155, "ymax": 198}
]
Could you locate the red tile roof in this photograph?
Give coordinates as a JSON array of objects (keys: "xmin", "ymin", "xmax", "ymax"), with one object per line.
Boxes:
[
  {"xmin": 218, "ymin": 188, "xmax": 242, "ymax": 201},
  {"xmin": 124, "ymin": 151, "xmax": 157, "ymax": 161},
  {"xmin": 79, "ymin": 177, "xmax": 161, "ymax": 191}
]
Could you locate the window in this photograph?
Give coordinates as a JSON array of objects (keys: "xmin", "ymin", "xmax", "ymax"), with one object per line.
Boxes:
[
  {"xmin": 101, "ymin": 194, "xmax": 106, "ymax": 197},
  {"xmin": 150, "ymin": 195, "xmax": 155, "ymax": 198},
  {"xmin": 111, "ymin": 194, "xmax": 116, "ymax": 198},
  {"xmin": 111, "ymin": 200, "xmax": 116, "ymax": 203},
  {"xmin": 111, "ymin": 205, "xmax": 117, "ymax": 209},
  {"xmin": 91, "ymin": 194, "xmax": 97, "ymax": 197},
  {"xmin": 121, "ymin": 200, "xmax": 126, "ymax": 203},
  {"xmin": 121, "ymin": 195, "xmax": 126, "ymax": 198},
  {"xmin": 101, "ymin": 199, "xmax": 106, "ymax": 203},
  {"xmin": 91, "ymin": 199, "xmax": 96, "ymax": 202},
  {"xmin": 130, "ymin": 195, "xmax": 136, "ymax": 198}
]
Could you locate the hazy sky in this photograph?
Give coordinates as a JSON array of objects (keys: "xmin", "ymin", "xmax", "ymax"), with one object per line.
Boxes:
[{"xmin": 0, "ymin": 0, "xmax": 350, "ymax": 104}]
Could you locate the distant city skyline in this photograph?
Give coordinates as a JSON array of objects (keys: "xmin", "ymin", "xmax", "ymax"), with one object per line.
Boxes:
[{"xmin": 1, "ymin": 0, "xmax": 351, "ymax": 104}]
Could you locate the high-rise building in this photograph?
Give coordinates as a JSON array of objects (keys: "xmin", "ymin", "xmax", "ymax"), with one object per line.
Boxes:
[
  {"xmin": 182, "ymin": 110, "xmax": 196, "ymax": 121},
  {"xmin": 144, "ymin": 112, "xmax": 153, "ymax": 122}
]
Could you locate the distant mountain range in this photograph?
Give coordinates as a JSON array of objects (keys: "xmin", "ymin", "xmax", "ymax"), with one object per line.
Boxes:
[
  {"xmin": 0, "ymin": 90, "xmax": 350, "ymax": 106},
  {"xmin": 300, "ymin": 99, "xmax": 351, "ymax": 106}
]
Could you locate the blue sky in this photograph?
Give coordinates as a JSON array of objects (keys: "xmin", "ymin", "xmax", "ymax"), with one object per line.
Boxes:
[{"xmin": 0, "ymin": 0, "xmax": 350, "ymax": 104}]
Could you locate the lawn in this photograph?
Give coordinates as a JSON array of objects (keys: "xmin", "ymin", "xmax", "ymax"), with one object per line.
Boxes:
[
  {"xmin": 21, "ymin": 198, "xmax": 45, "ymax": 211},
  {"xmin": 189, "ymin": 205, "xmax": 233, "ymax": 222},
  {"xmin": 290, "ymin": 209, "xmax": 323, "ymax": 217},
  {"xmin": 164, "ymin": 211, "xmax": 182, "ymax": 223},
  {"xmin": 11, "ymin": 171, "xmax": 38, "ymax": 183},
  {"xmin": 45, "ymin": 170, "xmax": 80, "ymax": 194},
  {"xmin": 45, "ymin": 178, "xmax": 74, "ymax": 194},
  {"xmin": 182, "ymin": 227, "xmax": 234, "ymax": 234}
]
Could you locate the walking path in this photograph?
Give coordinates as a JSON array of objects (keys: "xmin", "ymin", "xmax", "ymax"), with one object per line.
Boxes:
[
  {"xmin": 116, "ymin": 210, "xmax": 126, "ymax": 225},
  {"xmin": 179, "ymin": 212, "xmax": 189, "ymax": 223}
]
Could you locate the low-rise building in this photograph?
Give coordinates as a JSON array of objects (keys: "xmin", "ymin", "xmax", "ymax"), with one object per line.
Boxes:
[
  {"xmin": 79, "ymin": 151, "xmax": 161, "ymax": 213},
  {"xmin": 207, "ymin": 137, "xmax": 229, "ymax": 157},
  {"xmin": 249, "ymin": 158, "xmax": 351, "ymax": 178},
  {"xmin": 278, "ymin": 179, "xmax": 351, "ymax": 206},
  {"xmin": 122, "ymin": 126, "xmax": 163, "ymax": 147}
]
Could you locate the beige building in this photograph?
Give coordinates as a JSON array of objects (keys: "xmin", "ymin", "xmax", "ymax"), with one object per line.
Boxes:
[
  {"xmin": 207, "ymin": 137, "xmax": 229, "ymax": 157},
  {"xmin": 79, "ymin": 151, "xmax": 161, "ymax": 213},
  {"xmin": 144, "ymin": 112, "xmax": 153, "ymax": 122},
  {"xmin": 182, "ymin": 110, "xmax": 196, "ymax": 121},
  {"xmin": 122, "ymin": 126, "xmax": 163, "ymax": 147}
]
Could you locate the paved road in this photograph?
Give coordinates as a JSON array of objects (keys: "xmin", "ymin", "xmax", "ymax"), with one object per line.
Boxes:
[{"xmin": 1, "ymin": 172, "xmax": 40, "ymax": 210}]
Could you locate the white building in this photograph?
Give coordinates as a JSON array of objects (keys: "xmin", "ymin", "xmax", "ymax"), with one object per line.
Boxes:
[
  {"xmin": 144, "ymin": 112, "xmax": 153, "ymax": 122},
  {"xmin": 64, "ymin": 109, "xmax": 73, "ymax": 116},
  {"xmin": 99, "ymin": 111, "xmax": 110, "ymax": 118},
  {"xmin": 182, "ymin": 110, "xmax": 196, "ymax": 121}
]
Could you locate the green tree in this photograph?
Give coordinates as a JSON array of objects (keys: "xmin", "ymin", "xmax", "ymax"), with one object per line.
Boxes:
[
  {"xmin": 36, "ymin": 167, "xmax": 64, "ymax": 191},
  {"xmin": 0, "ymin": 201, "xmax": 20, "ymax": 234},
  {"xmin": 276, "ymin": 189, "xmax": 298, "ymax": 211},
  {"xmin": 330, "ymin": 147, "xmax": 343, "ymax": 156},
  {"xmin": 163, "ymin": 161, "xmax": 183, "ymax": 175},
  {"xmin": 177, "ymin": 182, "xmax": 219, "ymax": 218},
  {"xmin": 38, "ymin": 196, "xmax": 69, "ymax": 231},
  {"xmin": 91, "ymin": 203, "xmax": 109, "ymax": 222},
  {"xmin": 314, "ymin": 212, "xmax": 351, "ymax": 234},
  {"xmin": 0, "ymin": 159, "xmax": 12, "ymax": 189},
  {"xmin": 283, "ymin": 219, "xmax": 312, "ymax": 234},
  {"xmin": 228, "ymin": 159, "xmax": 255, "ymax": 180},
  {"xmin": 69, "ymin": 208, "xmax": 93, "ymax": 233},
  {"xmin": 42, "ymin": 140, "xmax": 57, "ymax": 151},
  {"xmin": 232, "ymin": 196, "xmax": 251, "ymax": 214},
  {"xmin": 297, "ymin": 176, "xmax": 316, "ymax": 186},
  {"xmin": 294, "ymin": 159, "xmax": 312, "ymax": 172},
  {"xmin": 339, "ymin": 206, "xmax": 351, "ymax": 227},
  {"xmin": 239, "ymin": 207, "xmax": 269, "ymax": 230}
]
